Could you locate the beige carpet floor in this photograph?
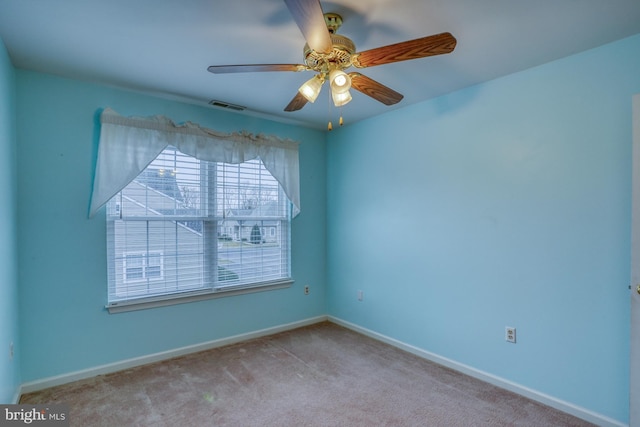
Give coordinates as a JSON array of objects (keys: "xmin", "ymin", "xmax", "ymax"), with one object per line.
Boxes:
[{"xmin": 21, "ymin": 322, "xmax": 596, "ymax": 426}]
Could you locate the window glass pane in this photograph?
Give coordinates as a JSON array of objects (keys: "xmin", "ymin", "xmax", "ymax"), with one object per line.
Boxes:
[
  {"xmin": 126, "ymin": 254, "xmax": 144, "ymax": 267},
  {"xmin": 146, "ymin": 266, "xmax": 162, "ymax": 278},
  {"xmin": 126, "ymin": 267, "xmax": 144, "ymax": 281}
]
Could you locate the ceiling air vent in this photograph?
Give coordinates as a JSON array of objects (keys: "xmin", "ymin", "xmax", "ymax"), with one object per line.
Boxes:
[{"xmin": 209, "ymin": 100, "xmax": 246, "ymax": 111}]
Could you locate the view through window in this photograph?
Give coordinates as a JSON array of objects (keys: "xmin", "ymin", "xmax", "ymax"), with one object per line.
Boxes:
[{"xmin": 106, "ymin": 146, "xmax": 291, "ymax": 306}]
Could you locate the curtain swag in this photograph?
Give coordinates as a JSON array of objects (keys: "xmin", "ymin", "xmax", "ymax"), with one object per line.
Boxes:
[{"xmin": 89, "ymin": 108, "xmax": 301, "ymax": 218}]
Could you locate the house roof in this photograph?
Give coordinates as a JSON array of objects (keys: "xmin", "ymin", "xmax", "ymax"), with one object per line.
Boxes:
[{"xmin": 136, "ymin": 169, "xmax": 184, "ymax": 204}]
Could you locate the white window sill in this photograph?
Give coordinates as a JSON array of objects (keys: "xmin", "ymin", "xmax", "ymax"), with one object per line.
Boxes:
[{"xmin": 106, "ymin": 279, "xmax": 293, "ymax": 314}]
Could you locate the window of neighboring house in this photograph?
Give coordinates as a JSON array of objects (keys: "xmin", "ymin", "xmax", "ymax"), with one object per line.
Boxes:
[
  {"xmin": 106, "ymin": 146, "xmax": 292, "ymax": 309},
  {"xmin": 123, "ymin": 252, "xmax": 163, "ymax": 283}
]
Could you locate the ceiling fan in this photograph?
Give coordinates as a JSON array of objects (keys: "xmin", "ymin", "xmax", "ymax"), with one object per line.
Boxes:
[{"xmin": 207, "ymin": 0, "xmax": 457, "ymax": 128}]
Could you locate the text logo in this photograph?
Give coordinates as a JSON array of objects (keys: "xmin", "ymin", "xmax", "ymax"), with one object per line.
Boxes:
[{"xmin": 0, "ymin": 405, "xmax": 68, "ymax": 426}]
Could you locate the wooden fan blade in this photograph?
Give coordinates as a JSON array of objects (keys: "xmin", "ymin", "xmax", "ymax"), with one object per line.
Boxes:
[
  {"xmin": 349, "ymin": 73, "xmax": 404, "ymax": 105},
  {"xmin": 352, "ymin": 32, "xmax": 457, "ymax": 68},
  {"xmin": 284, "ymin": 91, "xmax": 309, "ymax": 112},
  {"xmin": 284, "ymin": 0, "xmax": 332, "ymax": 54},
  {"xmin": 208, "ymin": 64, "xmax": 307, "ymax": 74}
]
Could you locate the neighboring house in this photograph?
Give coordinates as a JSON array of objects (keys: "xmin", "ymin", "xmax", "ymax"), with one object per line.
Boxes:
[{"xmin": 221, "ymin": 200, "xmax": 282, "ymax": 244}]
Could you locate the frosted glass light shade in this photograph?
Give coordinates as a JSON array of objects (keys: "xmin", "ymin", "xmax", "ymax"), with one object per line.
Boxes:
[
  {"xmin": 331, "ymin": 89, "xmax": 352, "ymax": 107},
  {"xmin": 329, "ymin": 69, "xmax": 351, "ymax": 94},
  {"xmin": 298, "ymin": 75, "xmax": 324, "ymax": 103}
]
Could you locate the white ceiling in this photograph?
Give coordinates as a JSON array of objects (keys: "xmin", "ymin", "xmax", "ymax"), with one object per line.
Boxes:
[{"xmin": 1, "ymin": 0, "xmax": 640, "ymax": 130}]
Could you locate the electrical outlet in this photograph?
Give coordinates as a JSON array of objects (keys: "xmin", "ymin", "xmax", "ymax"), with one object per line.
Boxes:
[
  {"xmin": 505, "ymin": 327, "xmax": 516, "ymax": 343},
  {"xmin": 304, "ymin": 285, "xmax": 310, "ymax": 295},
  {"xmin": 357, "ymin": 290, "xmax": 363, "ymax": 301}
]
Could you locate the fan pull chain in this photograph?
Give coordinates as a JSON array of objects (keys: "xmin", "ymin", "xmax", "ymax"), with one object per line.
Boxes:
[
  {"xmin": 328, "ymin": 114, "xmax": 344, "ymax": 130},
  {"xmin": 327, "ymin": 86, "xmax": 333, "ymax": 131},
  {"xmin": 326, "ymin": 87, "xmax": 345, "ymax": 130}
]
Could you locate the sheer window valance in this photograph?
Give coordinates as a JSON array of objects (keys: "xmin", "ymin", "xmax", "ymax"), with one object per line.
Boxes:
[{"xmin": 89, "ymin": 108, "xmax": 300, "ymax": 218}]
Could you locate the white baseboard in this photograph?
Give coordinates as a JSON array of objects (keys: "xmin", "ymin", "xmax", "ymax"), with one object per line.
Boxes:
[
  {"xmin": 11, "ymin": 387, "xmax": 21, "ymax": 404},
  {"xmin": 20, "ymin": 315, "xmax": 328, "ymax": 395},
  {"xmin": 328, "ymin": 316, "xmax": 626, "ymax": 427}
]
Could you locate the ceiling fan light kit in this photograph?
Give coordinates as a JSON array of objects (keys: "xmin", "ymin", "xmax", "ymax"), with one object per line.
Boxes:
[
  {"xmin": 328, "ymin": 67, "xmax": 353, "ymax": 107},
  {"xmin": 207, "ymin": 0, "xmax": 457, "ymax": 128},
  {"xmin": 331, "ymin": 90, "xmax": 352, "ymax": 107},
  {"xmin": 329, "ymin": 68, "xmax": 351, "ymax": 92},
  {"xmin": 298, "ymin": 74, "xmax": 325, "ymax": 103}
]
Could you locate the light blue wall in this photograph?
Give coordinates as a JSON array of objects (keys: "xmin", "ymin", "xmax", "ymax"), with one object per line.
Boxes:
[
  {"xmin": 327, "ymin": 34, "xmax": 640, "ymax": 423},
  {"xmin": 16, "ymin": 71, "xmax": 326, "ymax": 382},
  {"xmin": 0, "ymin": 38, "xmax": 20, "ymax": 403}
]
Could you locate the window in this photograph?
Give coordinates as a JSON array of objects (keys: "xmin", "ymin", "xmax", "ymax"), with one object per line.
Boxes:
[
  {"xmin": 106, "ymin": 146, "xmax": 292, "ymax": 310},
  {"xmin": 123, "ymin": 252, "xmax": 164, "ymax": 283}
]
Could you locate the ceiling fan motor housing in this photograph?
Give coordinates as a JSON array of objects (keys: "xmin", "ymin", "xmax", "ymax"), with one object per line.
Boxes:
[
  {"xmin": 303, "ymin": 33, "xmax": 355, "ymax": 73},
  {"xmin": 324, "ymin": 13, "xmax": 342, "ymax": 33}
]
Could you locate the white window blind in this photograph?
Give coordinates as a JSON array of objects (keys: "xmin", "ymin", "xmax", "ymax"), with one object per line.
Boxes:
[{"xmin": 106, "ymin": 147, "xmax": 291, "ymax": 309}]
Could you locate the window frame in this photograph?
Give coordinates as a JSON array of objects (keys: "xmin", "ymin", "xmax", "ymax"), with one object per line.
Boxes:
[{"xmin": 105, "ymin": 151, "xmax": 293, "ymax": 314}]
